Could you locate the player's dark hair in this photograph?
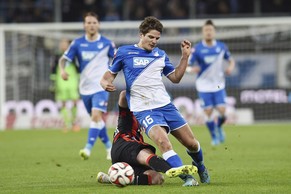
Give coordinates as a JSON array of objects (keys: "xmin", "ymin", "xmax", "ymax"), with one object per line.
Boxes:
[
  {"xmin": 204, "ymin": 19, "xmax": 216, "ymax": 28},
  {"xmin": 83, "ymin": 12, "xmax": 99, "ymax": 22},
  {"xmin": 139, "ymin": 16, "xmax": 163, "ymax": 35}
]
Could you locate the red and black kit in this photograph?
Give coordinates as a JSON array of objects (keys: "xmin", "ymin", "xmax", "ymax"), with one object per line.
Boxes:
[{"xmin": 111, "ymin": 106, "xmax": 156, "ymax": 176}]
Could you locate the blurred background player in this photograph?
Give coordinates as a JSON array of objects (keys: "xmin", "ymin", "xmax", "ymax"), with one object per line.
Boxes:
[
  {"xmin": 50, "ymin": 39, "xmax": 80, "ymax": 132},
  {"xmin": 187, "ymin": 19, "xmax": 235, "ymax": 145},
  {"xmin": 59, "ymin": 12, "xmax": 116, "ymax": 160},
  {"xmin": 97, "ymin": 91, "xmax": 198, "ymax": 186}
]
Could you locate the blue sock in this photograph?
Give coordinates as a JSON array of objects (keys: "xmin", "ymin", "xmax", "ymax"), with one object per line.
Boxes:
[
  {"xmin": 85, "ymin": 128, "xmax": 101, "ymax": 150},
  {"xmin": 187, "ymin": 147, "xmax": 205, "ymax": 172},
  {"xmin": 217, "ymin": 116, "xmax": 226, "ymax": 128},
  {"xmin": 85, "ymin": 121, "xmax": 105, "ymax": 150},
  {"xmin": 179, "ymin": 174, "xmax": 194, "ymax": 181},
  {"xmin": 162, "ymin": 150, "xmax": 183, "ymax": 168},
  {"xmin": 99, "ymin": 127, "xmax": 112, "ymax": 149},
  {"xmin": 217, "ymin": 116, "xmax": 226, "ymax": 142},
  {"xmin": 206, "ymin": 120, "xmax": 217, "ymax": 140}
]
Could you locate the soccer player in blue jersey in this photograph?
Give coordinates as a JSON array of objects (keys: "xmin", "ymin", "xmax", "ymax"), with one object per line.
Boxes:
[
  {"xmin": 97, "ymin": 91, "xmax": 198, "ymax": 186},
  {"xmin": 101, "ymin": 16, "xmax": 210, "ymax": 185},
  {"xmin": 187, "ymin": 20, "xmax": 235, "ymax": 145},
  {"xmin": 59, "ymin": 12, "xmax": 116, "ymax": 160}
]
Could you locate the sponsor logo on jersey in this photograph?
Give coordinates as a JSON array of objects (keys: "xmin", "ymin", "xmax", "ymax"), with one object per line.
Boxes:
[
  {"xmin": 133, "ymin": 57, "xmax": 154, "ymax": 68},
  {"xmin": 128, "ymin": 52, "xmax": 139, "ymax": 54},
  {"xmin": 201, "ymin": 49, "xmax": 209, "ymax": 54},
  {"xmin": 204, "ymin": 55, "xmax": 218, "ymax": 64},
  {"xmin": 99, "ymin": 100, "xmax": 108, "ymax": 106},
  {"xmin": 81, "ymin": 51, "xmax": 98, "ymax": 61},
  {"xmin": 80, "ymin": 43, "xmax": 88, "ymax": 47}
]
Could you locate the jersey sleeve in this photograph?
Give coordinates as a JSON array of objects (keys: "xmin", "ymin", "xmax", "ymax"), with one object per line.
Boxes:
[
  {"xmin": 223, "ymin": 43, "xmax": 232, "ymax": 60},
  {"xmin": 108, "ymin": 41, "xmax": 116, "ymax": 58},
  {"xmin": 188, "ymin": 47, "xmax": 197, "ymax": 66},
  {"xmin": 162, "ymin": 53, "xmax": 175, "ymax": 76},
  {"xmin": 109, "ymin": 48, "xmax": 124, "ymax": 74},
  {"xmin": 63, "ymin": 40, "xmax": 78, "ymax": 62}
]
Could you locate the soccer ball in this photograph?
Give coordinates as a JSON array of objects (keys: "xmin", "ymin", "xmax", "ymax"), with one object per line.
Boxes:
[{"xmin": 108, "ymin": 162, "xmax": 135, "ymax": 187}]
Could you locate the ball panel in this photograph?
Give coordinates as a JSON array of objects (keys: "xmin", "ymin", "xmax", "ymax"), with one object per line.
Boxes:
[{"xmin": 108, "ymin": 162, "xmax": 135, "ymax": 187}]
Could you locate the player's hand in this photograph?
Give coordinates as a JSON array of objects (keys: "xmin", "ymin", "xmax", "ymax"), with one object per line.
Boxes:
[
  {"xmin": 61, "ymin": 71, "xmax": 69, "ymax": 80},
  {"xmin": 100, "ymin": 79, "xmax": 116, "ymax": 92},
  {"xmin": 225, "ymin": 66, "xmax": 234, "ymax": 75},
  {"xmin": 103, "ymin": 83, "xmax": 116, "ymax": 92},
  {"xmin": 100, "ymin": 71, "xmax": 117, "ymax": 92},
  {"xmin": 181, "ymin": 40, "xmax": 192, "ymax": 58}
]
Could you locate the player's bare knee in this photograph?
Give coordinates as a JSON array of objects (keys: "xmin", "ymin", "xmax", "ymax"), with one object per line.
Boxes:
[
  {"xmin": 156, "ymin": 138, "xmax": 172, "ymax": 151},
  {"xmin": 136, "ymin": 150, "xmax": 152, "ymax": 165},
  {"xmin": 187, "ymin": 139, "xmax": 200, "ymax": 152},
  {"xmin": 118, "ymin": 90, "xmax": 128, "ymax": 107},
  {"xmin": 119, "ymin": 90, "xmax": 126, "ymax": 98},
  {"xmin": 91, "ymin": 113, "xmax": 102, "ymax": 122}
]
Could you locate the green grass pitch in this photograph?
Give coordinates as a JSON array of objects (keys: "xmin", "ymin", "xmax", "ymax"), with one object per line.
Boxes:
[{"xmin": 1, "ymin": 124, "xmax": 290, "ymax": 194}]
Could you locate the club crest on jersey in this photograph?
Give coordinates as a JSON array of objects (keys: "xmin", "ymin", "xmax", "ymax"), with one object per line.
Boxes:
[
  {"xmin": 216, "ymin": 47, "xmax": 221, "ymax": 53},
  {"xmin": 133, "ymin": 57, "xmax": 154, "ymax": 68},
  {"xmin": 97, "ymin": 42, "xmax": 104, "ymax": 49},
  {"xmin": 153, "ymin": 51, "xmax": 159, "ymax": 56}
]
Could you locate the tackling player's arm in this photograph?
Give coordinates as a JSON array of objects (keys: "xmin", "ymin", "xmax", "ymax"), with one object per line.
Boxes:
[
  {"xmin": 167, "ymin": 40, "xmax": 191, "ymax": 83},
  {"xmin": 100, "ymin": 71, "xmax": 117, "ymax": 92}
]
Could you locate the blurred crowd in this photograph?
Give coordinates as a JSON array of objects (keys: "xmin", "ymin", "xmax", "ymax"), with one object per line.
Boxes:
[{"xmin": 0, "ymin": 0, "xmax": 290, "ymax": 23}]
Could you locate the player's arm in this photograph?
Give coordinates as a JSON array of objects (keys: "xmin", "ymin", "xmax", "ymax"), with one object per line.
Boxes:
[
  {"xmin": 167, "ymin": 40, "xmax": 191, "ymax": 83},
  {"xmin": 224, "ymin": 44, "xmax": 235, "ymax": 75},
  {"xmin": 225, "ymin": 57, "xmax": 235, "ymax": 75},
  {"xmin": 100, "ymin": 70, "xmax": 117, "ymax": 92},
  {"xmin": 58, "ymin": 56, "xmax": 69, "ymax": 81},
  {"xmin": 58, "ymin": 39, "xmax": 77, "ymax": 81}
]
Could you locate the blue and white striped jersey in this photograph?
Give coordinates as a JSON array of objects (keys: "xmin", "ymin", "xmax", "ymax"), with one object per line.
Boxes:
[
  {"xmin": 63, "ymin": 34, "xmax": 115, "ymax": 95},
  {"xmin": 109, "ymin": 44, "xmax": 175, "ymax": 112},
  {"xmin": 188, "ymin": 40, "xmax": 231, "ymax": 92}
]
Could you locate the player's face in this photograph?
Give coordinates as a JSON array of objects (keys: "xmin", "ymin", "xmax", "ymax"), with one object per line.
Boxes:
[
  {"xmin": 139, "ymin": 30, "xmax": 161, "ymax": 51},
  {"xmin": 59, "ymin": 39, "xmax": 69, "ymax": 52},
  {"xmin": 84, "ymin": 16, "xmax": 99, "ymax": 36},
  {"xmin": 202, "ymin": 25, "xmax": 215, "ymax": 41}
]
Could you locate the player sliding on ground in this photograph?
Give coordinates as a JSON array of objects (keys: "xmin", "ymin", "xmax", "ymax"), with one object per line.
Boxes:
[{"xmin": 97, "ymin": 91, "xmax": 198, "ymax": 186}]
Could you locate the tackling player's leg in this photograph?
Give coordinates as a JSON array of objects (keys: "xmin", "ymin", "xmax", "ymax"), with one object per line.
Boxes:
[{"xmin": 97, "ymin": 172, "xmax": 110, "ymax": 183}]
